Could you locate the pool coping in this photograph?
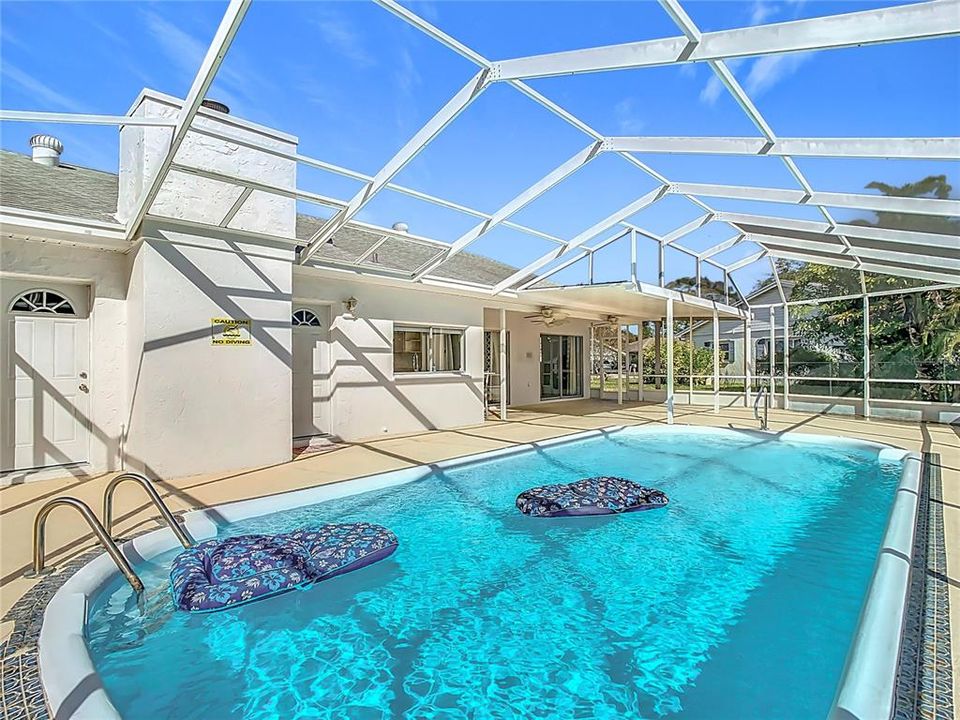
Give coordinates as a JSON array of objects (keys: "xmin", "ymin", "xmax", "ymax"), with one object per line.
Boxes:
[{"xmin": 35, "ymin": 425, "xmax": 921, "ymax": 720}]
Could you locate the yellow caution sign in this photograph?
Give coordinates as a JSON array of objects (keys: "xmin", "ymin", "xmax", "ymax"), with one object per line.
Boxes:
[{"xmin": 211, "ymin": 317, "xmax": 252, "ymax": 346}]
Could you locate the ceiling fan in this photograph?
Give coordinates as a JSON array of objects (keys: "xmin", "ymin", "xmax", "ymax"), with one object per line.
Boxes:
[{"xmin": 524, "ymin": 307, "xmax": 571, "ymax": 326}]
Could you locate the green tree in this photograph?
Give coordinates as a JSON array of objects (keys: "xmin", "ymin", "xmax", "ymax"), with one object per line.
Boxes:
[
  {"xmin": 753, "ymin": 176, "xmax": 960, "ymax": 400},
  {"xmin": 667, "ymin": 276, "xmax": 739, "ymax": 303},
  {"xmin": 642, "ymin": 340, "xmax": 716, "ymax": 385}
]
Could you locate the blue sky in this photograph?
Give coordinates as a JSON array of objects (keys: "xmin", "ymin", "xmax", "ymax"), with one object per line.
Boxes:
[{"xmin": 1, "ymin": 0, "xmax": 957, "ymax": 292}]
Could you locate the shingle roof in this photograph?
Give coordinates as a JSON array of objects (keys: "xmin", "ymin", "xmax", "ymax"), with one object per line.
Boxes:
[
  {"xmin": 0, "ymin": 150, "xmax": 522, "ymax": 285},
  {"xmin": 0, "ymin": 150, "xmax": 120, "ymax": 224},
  {"xmin": 296, "ymin": 214, "xmax": 522, "ymax": 285}
]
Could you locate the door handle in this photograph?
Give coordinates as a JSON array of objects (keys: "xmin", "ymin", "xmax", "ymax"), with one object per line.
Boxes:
[{"xmin": 79, "ymin": 383, "xmax": 89, "ymax": 393}]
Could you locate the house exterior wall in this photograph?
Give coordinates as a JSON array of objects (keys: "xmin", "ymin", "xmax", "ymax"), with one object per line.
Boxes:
[
  {"xmin": 123, "ymin": 231, "xmax": 294, "ymax": 478},
  {"xmin": 118, "ymin": 89, "xmax": 299, "ymax": 478},
  {"xmin": 1, "ymin": 236, "xmax": 130, "ymax": 475},
  {"xmin": 483, "ymin": 308, "xmax": 592, "ymax": 407},
  {"xmin": 295, "ymin": 271, "xmax": 485, "ymax": 440}
]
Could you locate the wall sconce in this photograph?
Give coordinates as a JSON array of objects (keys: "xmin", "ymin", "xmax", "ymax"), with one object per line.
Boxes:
[{"xmin": 343, "ymin": 297, "xmax": 359, "ymax": 314}]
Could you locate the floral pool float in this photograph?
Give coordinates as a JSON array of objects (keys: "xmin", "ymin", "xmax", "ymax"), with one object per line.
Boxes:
[
  {"xmin": 170, "ymin": 522, "xmax": 398, "ymax": 612},
  {"xmin": 516, "ymin": 476, "xmax": 669, "ymax": 518}
]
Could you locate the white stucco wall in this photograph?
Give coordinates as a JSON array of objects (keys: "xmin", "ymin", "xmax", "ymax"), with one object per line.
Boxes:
[
  {"xmin": 295, "ymin": 270, "xmax": 485, "ymax": 440},
  {"xmin": 1, "ymin": 237, "xmax": 130, "ymax": 475},
  {"xmin": 483, "ymin": 308, "xmax": 592, "ymax": 407},
  {"xmin": 124, "ymin": 230, "xmax": 293, "ymax": 478},
  {"xmin": 116, "ymin": 89, "xmax": 299, "ymax": 478}
]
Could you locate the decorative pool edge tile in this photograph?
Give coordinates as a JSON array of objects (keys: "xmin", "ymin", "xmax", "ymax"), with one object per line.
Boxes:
[{"xmin": 895, "ymin": 452, "xmax": 954, "ymax": 720}]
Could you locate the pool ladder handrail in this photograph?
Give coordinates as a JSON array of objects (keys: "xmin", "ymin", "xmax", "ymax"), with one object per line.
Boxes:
[
  {"xmin": 102, "ymin": 472, "xmax": 192, "ymax": 550},
  {"xmin": 28, "ymin": 472, "xmax": 192, "ymax": 594},
  {"xmin": 754, "ymin": 385, "xmax": 769, "ymax": 431},
  {"xmin": 27, "ymin": 496, "xmax": 145, "ymax": 594}
]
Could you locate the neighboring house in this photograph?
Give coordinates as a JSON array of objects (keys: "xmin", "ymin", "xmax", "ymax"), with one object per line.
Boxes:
[{"xmin": 685, "ymin": 282, "xmax": 795, "ymax": 376}]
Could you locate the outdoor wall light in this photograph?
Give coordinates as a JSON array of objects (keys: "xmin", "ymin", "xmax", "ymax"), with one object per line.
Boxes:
[{"xmin": 343, "ymin": 297, "xmax": 359, "ymax": 314}]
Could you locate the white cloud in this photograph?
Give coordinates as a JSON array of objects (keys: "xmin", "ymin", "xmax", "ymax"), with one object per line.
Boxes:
[
  {"xmin": 141, "ymin": 11, "xmax": 208, "ymax": 78},
  {"xmin": 697, "ymin": 57, "xmax": 746, "ymax": 106},
  {"xmin": 140, "ymin": 10, "xmax": 278, "ymax": 121},
  {"xmin": 314, "ymin": 10, "xmax": 375, "ymax": 68},
  {"xmin": 750, "ymin": 0, "xmax": 775, "ymax": 26},
  {"xmin": 614, "ymin": 98, "xmax": 645, "ymax": 133},
  {"xmin": 1, "ymin": 63, "xmax": 85, "ymax": 112},
  {"xmin": 699, "ymin": 75, "xmax": 724, "ymax": 105},
  {"xmin": 744, "ymin": 52, "xmax": 812, "ymax": 96}
]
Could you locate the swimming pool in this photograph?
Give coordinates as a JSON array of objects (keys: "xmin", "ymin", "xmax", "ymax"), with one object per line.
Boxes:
[{"xmin": 77, "ymin": 427, "xmax": 910, "ymax": 719}]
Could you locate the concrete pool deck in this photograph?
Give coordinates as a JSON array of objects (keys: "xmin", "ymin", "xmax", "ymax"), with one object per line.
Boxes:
[{"xmin": 1, "ymin": 401, "xmax": 957, "ymax": 705}]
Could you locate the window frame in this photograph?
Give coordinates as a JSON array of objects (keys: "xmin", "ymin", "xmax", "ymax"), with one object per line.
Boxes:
[
  {"xmin": 393, "ymin": 324, "xmax": 466, "ymax": 374},
  {"xmin": 292, "ymin": 308, "xmax": 322, "ymax": 327},
  {"xmin": 8, "ymin": 289, "xmax": 78, "ymax": 316}
]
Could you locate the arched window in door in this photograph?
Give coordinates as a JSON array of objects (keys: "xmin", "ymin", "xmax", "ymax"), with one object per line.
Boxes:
[
  {"xmin": 9, "ymin": 289, "xmax": 77, "ymax": 316},
  {"xmin": 292, "ymin": 309, "xmax": 322, "ymax": 327}
]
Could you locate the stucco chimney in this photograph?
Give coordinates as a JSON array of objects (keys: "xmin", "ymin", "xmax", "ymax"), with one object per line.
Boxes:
[
  {"xmin": 29, "ymin": 134, "xmax": 63, "ymax": 167},
  {"xmin": 117, "ymin": 89, "xmax": 298, "ymax": 237}
]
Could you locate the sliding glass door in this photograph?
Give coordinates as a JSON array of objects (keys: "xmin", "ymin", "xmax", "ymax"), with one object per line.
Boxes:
[{"xmin": 540, "ymin": 334, "xmax": 583, "ymax": 400}]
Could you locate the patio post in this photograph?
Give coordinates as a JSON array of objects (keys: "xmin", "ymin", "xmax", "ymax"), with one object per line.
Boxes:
[
  {"xmin": 744, "ymin": 313, "xmax": 753, "ymax": 408},
  {"xmin": 769, "ymin": 306, "xmax": 776, "ymax": 407},
  {"xmin": 617, "ymin": 324, "xmax": 623, "ymax": 405},
  {"xmin": 783, "ymin": 303, "xmax": 791, "ymax": 411},
  {"xmin": 863, "ymin": 294, "xmax": 871, "ymax": 418},
  {"xmin": 658, "ymin": 242, "xmax": 665, "ymax": 287},
  {"xmin": 666, "ymin": 300, "xmax": 675, "ymax": 424},
  {"xmin": 713, "ymin": 308, "xmax": 720, "ymax": 413},
  {"xmin": 590, "ymin": 324, "xmax": 595, "ymax": 398},
  {"xmin": 499, "ymin": 307, "xmax": 507, "ymax": 421},
  {"xmin": 655, "ymin": 321, "xmax": 662, "ymax": 389},
  {"xmin": 688, "ymin": 315, "xmax": 694, "ymax": 403},
  {"xmin": 638, "ymin": 322, "xmax": 645, "ymax": 402},
  {"xmin": 599, "ymin": 326, "xmax": 606, "ymax": 396},
  {"xmin": 630, "ymin": 229, "xmax": 638, "ymax": 284},
  {"xmin": 588, "ymin": 251, "xmax": 594, "ymax": 284}
]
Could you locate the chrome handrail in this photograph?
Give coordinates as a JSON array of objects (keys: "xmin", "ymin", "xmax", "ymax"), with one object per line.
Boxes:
[
  {"xmin": 27, "ymin": 497, "xmax": 144, "ymax": 594},
  {"xmin": 754, "ymin": 385, "xmax": 769, "ymax": 431},
  {"xmin": 102, "ymin": 472, "xmax": 192, "ymax": 549}
]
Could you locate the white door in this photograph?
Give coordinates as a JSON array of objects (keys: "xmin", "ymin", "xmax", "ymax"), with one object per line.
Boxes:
[
  {"xmin": 1, "ymin": 287, "xmax": 90, "ymax": 471},
  {"xmin": 292, "ymin": 307, "xmax": 331, "ymax": 439}
]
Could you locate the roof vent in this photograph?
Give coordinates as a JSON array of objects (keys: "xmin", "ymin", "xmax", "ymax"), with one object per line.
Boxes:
[
  {"xmin": 392, "ymin": 221, "xmax": 409, "ymax": 233},
  {"xmin": 29, "ymin": 134, "xmax": 63, "ymax": 167},
  {"xmin": 201, "ymin": 98, "xmax": 230, "ymax": 114}
]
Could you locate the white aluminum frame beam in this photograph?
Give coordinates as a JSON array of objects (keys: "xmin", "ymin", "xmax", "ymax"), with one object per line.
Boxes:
[
  {"xmin": 0, "ymin": 110, "xmax": 178, "ymax": 127},
  {"xmin": 169, "ymin": 162, "xmax": 345, "ymax": 210},
  {"xmin": 764, "ymin": 247, "xmax": 959, "ymax": 285},
  {"xmin": 747, "ymin": 232, "xmax": 960, "ymax": 273},
  {"xmin": 726, "ymin": 250, "xmax": 768, "ymax": 273},
  {"xmin": 299, "ymin": 68, "xmax": 492, "ymax": 264},
  {"xmin": 187, "ymin": 126, "xmax": 567, "ymax": 247},
  {"xmin": 660, "ymin": 212, "xmax": 713, "ymax": 246},
  {"xmin": 604, "ymin": 136, "xmax": 960, "ymax": 160},
  {"xmin": 492, "ymin": 185, "xmax": 668, "ymax": 294},
  {"xmin": 669, "ymin": 182, "xmax": 960, "ymax": 217},
  {"xmin": 124, "ymin": 0, "xmax": 251, "ymax": 242},
  {"xmin": 412, "ymin": 140, "xmax": 603, "ymax": 279},
  {"xmin": 718, "ymin": 211, "xmax": 960, "ymax": 251},
  {"xmin": 698, "ymin": 234, "xmax": 745, "ymax": 260},
  {"xmin": 494, "ymin": 0, "xmax": 960, "ymax": 80},
  {"xmin": 370, "ymin": 0, "xmax": 721, "ymax": 256}
]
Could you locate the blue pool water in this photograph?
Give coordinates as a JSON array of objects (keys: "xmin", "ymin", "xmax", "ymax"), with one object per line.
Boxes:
[{"xmin": 87, "ymin": 427, "xmax": 903, "ymax": 719}]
